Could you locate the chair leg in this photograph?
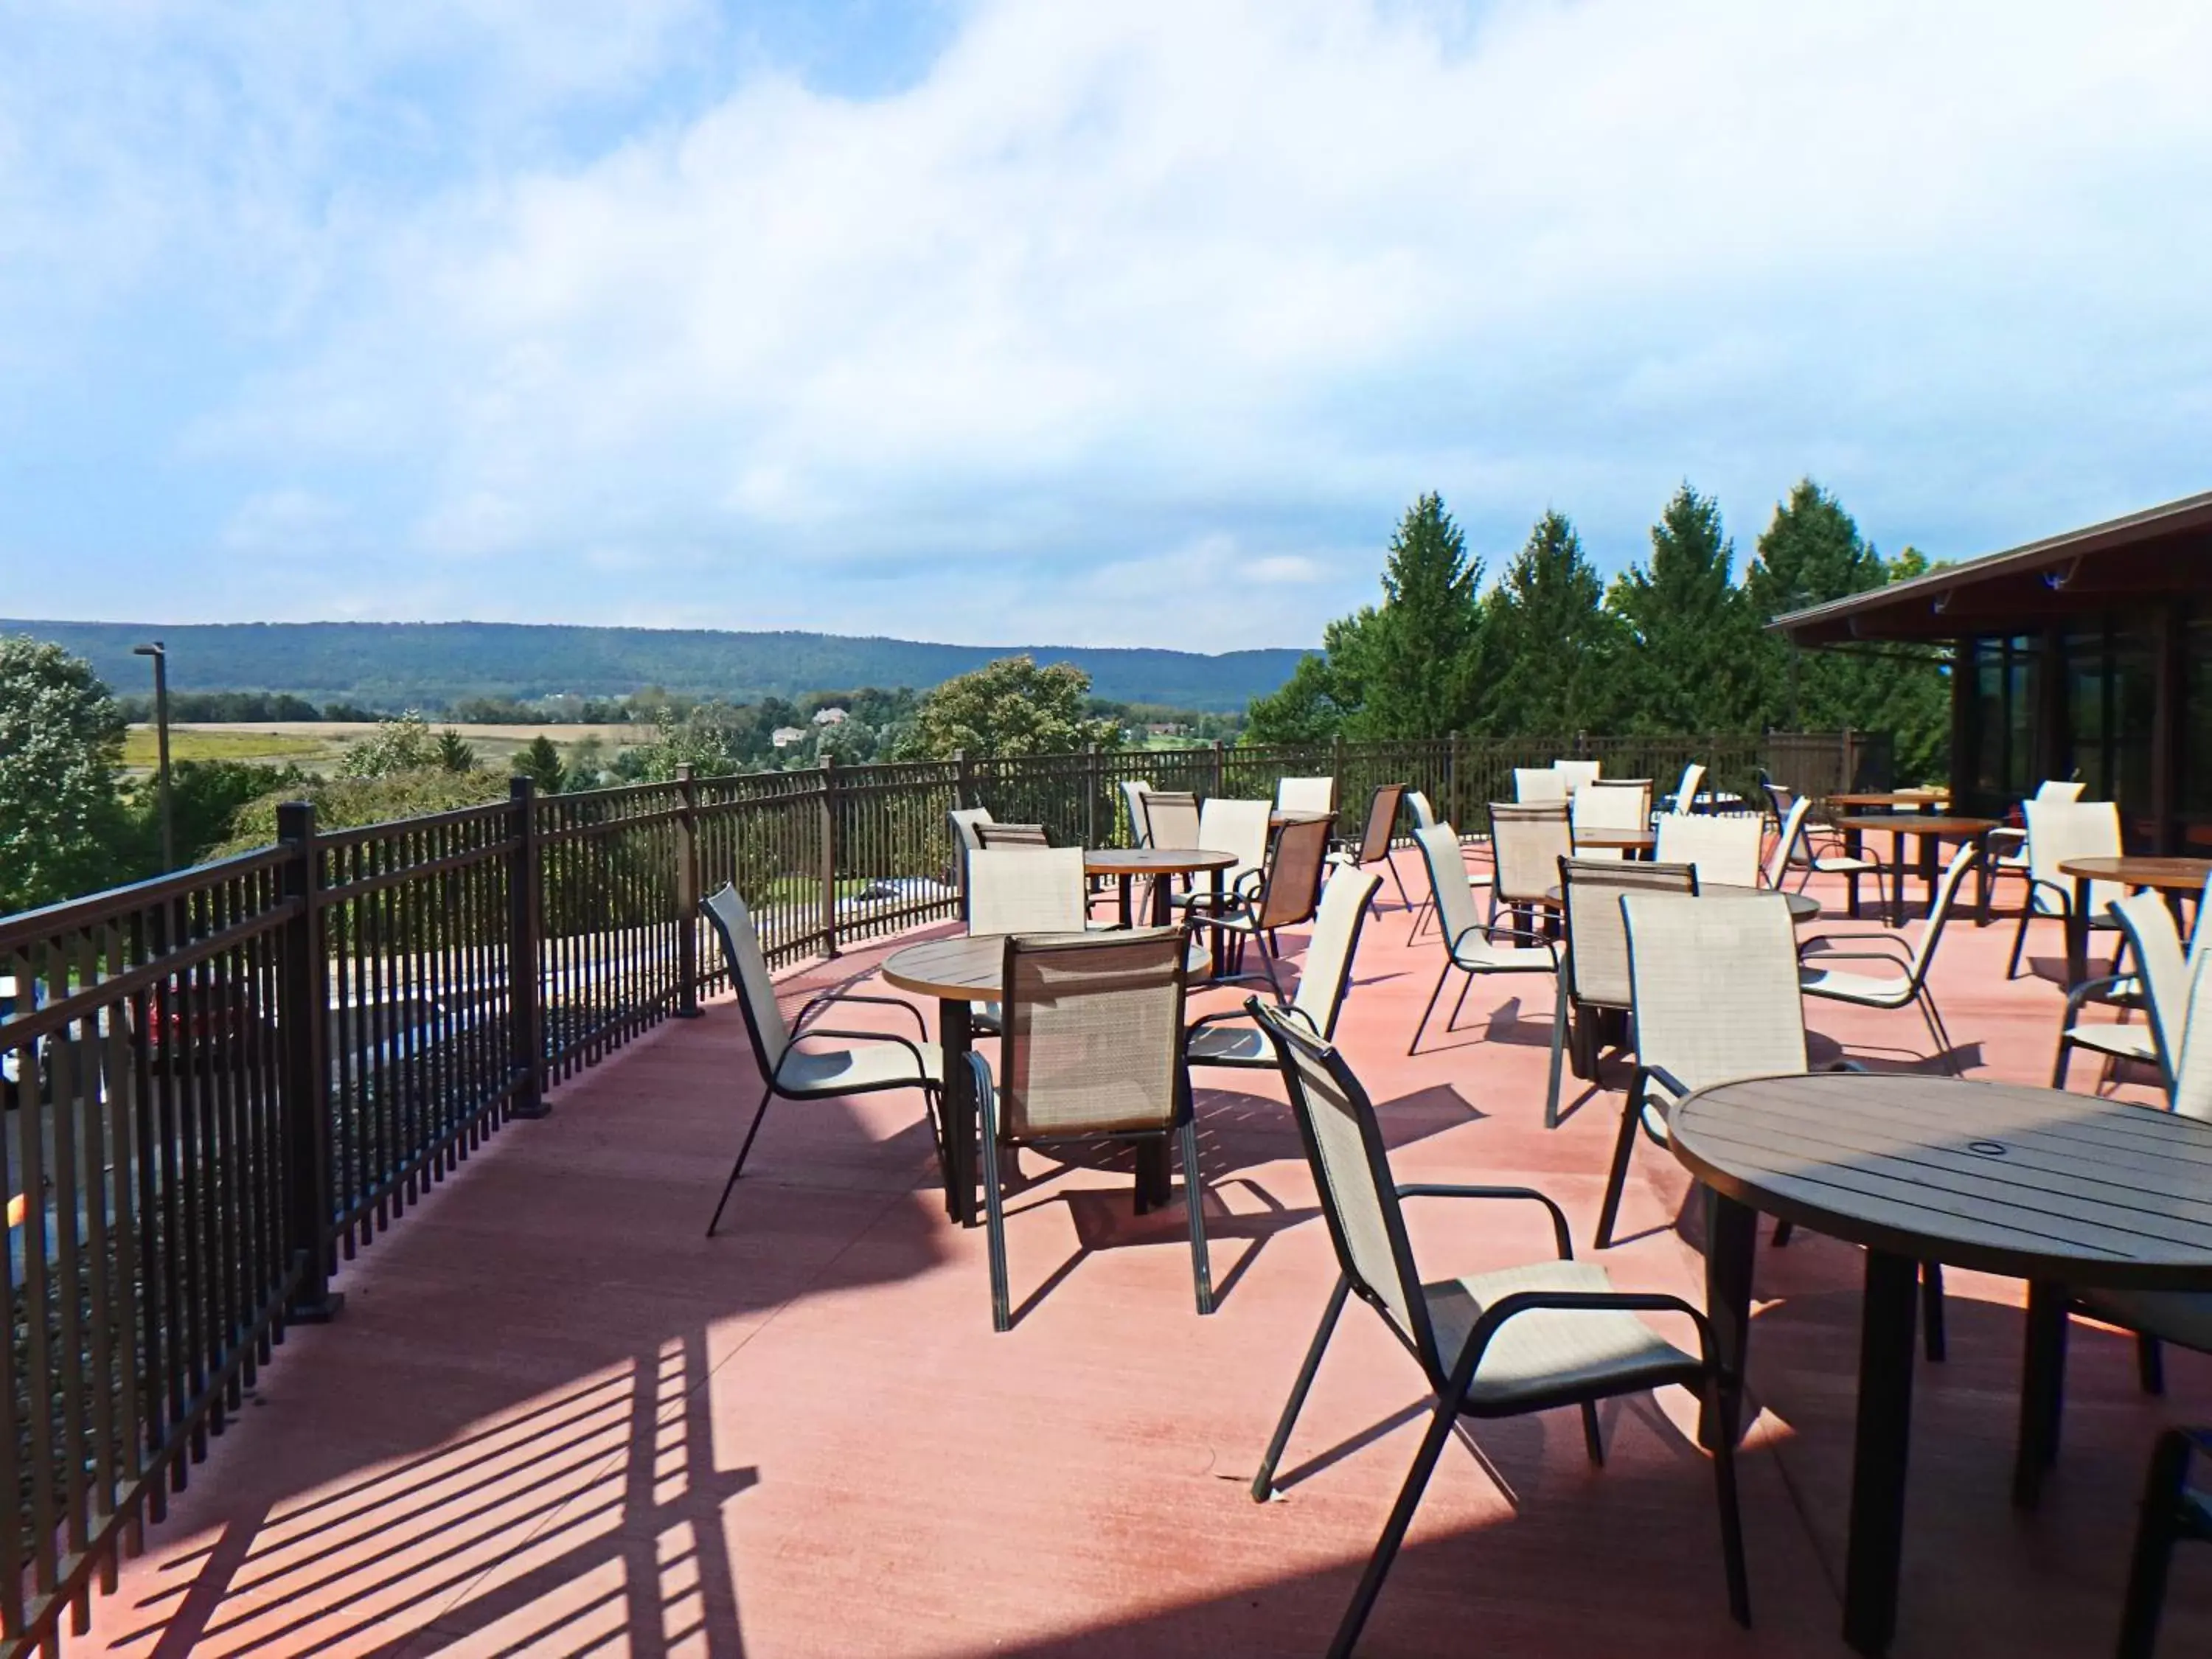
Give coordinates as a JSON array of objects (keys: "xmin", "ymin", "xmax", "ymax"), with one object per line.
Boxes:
[
  {"xmin": 2138, "ymin": 1334, "xmax": 2166, "ymax": 1397},
  {"xmin": 706, "ymin": 1085, "xmax": 775, "ymax": 1237},
  {"xmin": 1256, "ymin": 934, "xmax": 1288, "ymax": 1006},
  {"xmin": 1446, "ymin": 966, "xmax": 1475, "ymax": 1034},
  {"xmin": 1329, "ymin": 1391, "xmax": 1464, "ymax": 1659},
  {"xmin": 1543, "ymin": 976, "xmax": 1568, "ymax": 1130},
  {"xmin": 1921, "ymin": 1262, "xmax": 1947, "ymax": 1363},
  {"xmin": 1179, "ymin": 1113, "xmax": 1214, "ymax": 1316},
  {"xmin": 980, "ymin": 1086, "xmax": 1013, "ymax": 1332},
  {"xmin": 1579, "ymin": 1399, "xmax": 1604, "ymax": 1466},
  {"xmin": 2116, "ymin": 1430, "xmax": 2197, "ymax": 1659},
  {"xmin": 2006, "ymin": 905, "xmax": 2033, "ymax": 979},
  {"xmin": 1707, "ymin": 1376, "xmax": 1753, "ymax": 1628},
  {"xmin": 1410, "ymin": 960, "xmax": 1455, "ymax": 1055},
  {"xmin": 2052, "ymin": 1034, "xmax": 2075, "ymax": 1091},
  {"xmin": 1919, "ymin": 990, "xmax": 1962, "ymax": 1076},
  {"xmin": 1387, "ymin": 854, "xmax": 1416, "ymax": 916},
  {"xmin": 1252, "ymin": 1275, "xmax": 1352, "ymax": 1501},
  {"xmin": 1595, "ymin": 1078, "xmax": 1646, "ymax": 1251},
  {"xmin": 1771, "ymin": 1219, "xmax": 1794, "ymax": 1248}
]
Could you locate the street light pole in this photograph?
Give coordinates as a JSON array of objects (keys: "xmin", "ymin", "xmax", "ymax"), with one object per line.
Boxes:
[{"xmin": 133, "ymin": 642, "xmax": 174, "ymax": 871}]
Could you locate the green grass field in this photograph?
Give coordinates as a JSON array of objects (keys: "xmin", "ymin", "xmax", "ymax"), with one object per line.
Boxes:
[{"xmin": 122, "ymin": 723, "xmax": 651, "ymax": 776}]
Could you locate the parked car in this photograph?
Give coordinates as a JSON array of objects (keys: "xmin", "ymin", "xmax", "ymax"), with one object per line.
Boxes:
[{"xmin": 139, "ymin": 974, "xmax": 281, "ymax": 1076}]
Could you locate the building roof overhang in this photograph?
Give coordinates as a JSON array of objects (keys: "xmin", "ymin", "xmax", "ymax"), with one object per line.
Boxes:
[{"xmin": 1769, "ymin": 489, "xmax": 2212, "ymax": 645}]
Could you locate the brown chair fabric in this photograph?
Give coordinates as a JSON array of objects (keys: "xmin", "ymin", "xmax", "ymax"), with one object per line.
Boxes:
[{"xmin": 999, "ymin": 930, "xmax": 1189, "ymax": 1141}]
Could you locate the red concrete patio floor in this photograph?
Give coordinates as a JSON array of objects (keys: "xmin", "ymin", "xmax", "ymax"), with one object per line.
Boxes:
[{"xmin": 77, "ymin": 863, "xmax": 2211, "ymax": 1658}]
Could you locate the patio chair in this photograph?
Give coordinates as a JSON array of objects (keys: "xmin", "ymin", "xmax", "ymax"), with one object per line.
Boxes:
[
  {"xmin": 968, "ymin": 847, "xmax": 1089, "ymax": 936},
  {"xmin": 2115, "ymin": 1427, "xmax": 2212, "ymax": 1659},
  {"xmin": 1330, "ymin": 782, "xmax": 1414, "ymax": 914},
  {"xmin": 950, "ymin": 805, "xmax": 995, "ymax": 905},
  {"xmin": 1547, "ymin": 857, "xmax": 1698, "ymax": 1129},
  {"xmin": 1172, "ymin": 796, "xmax": 1272, "ymax": 912},
  {"xmin": 1666, "ymin": 761, "xmax": 1707, "ymax": 816},
  {"xmin": 700, "ymin": 883, "xmax": 940, "ymax": 1237},
  {"xmin": 1513, "ymin": 765, "xmax": 1567, "ymax": 804},
  {"xmin": 1553, "ymin": 758, "xmax": 1601, "ymax": 796},
  {"xmin": 1768, "ymin": 785, "xmax": 1890, "ymax": 908},
  {"xmin": 1186, "ymin": 866, "xmax": 1380, "ymax": 1069},
  {"xmin": 1798, "ymin": 845, "xmax": 1979, "ymax": 1073},
  {"xmin": 1760, "ymin": 795, "xmax": 1812, "ymax": 889},
  {"xmin": 1571, "ymin": 777, "xmax": 1651, "ymax": 858},
  {"xmin": 966, "ymin": 929, "xmax": 1210, "ymax": 1332},
  {"xmin": 1985, "ymin": 778, "xmax": 2085, "ymax": 900},
  {"xmin": 2052, "ymin": 886, "xmax": 2191, "ymax": 1091},
  {"xmin": 1401, "ymin": 786, "xmax": 1493, "ymax": 940},
  {"xmin": 1655, "ymin": 812, "xmax": 1764, "ymax": 888},
  {"xmin": 1276, "ymin": 776, "xmax": 1337, "ymax": 816},
  {"xmin": 1138, "ymin": 789, "xmax": 1201, "ymax": 849},
  {"xmin": 1604, "ymin": 892, "xmax": 1953, "ymax": 1345},
  {"xmin": 2021, "ymin": 950, "xmax": 2212, "ymax": 1495},
  {"xmin": 1409, "ymin": 824, "xmax": 1560, "ymax": 1064},
  {"xmin": 1185, "ymin": 815, "xmax": 1335, "ymax": 1001},
  {"xmin": 1488, "ymin": 801, "xmax": 1572, "ymax": 928},
  {"xmin": 1245, "ymin": 1002, "xmax": 1749, "ymax": 1656},
  {"xmin": 975, "ymin": 821, "xmax": 1050, "ymax": 849},
  {"xmin": 1117, "ymin": 778, "xmax": 1155, "ymax": 846},
  {"xmin": 2006, "ymin": 798, "xmax": 2127, "ymax": 980}
]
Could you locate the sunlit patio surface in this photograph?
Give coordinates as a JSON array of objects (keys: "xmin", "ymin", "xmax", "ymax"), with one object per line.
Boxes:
[{"xmin": 78, "ymin": 865, "xmax": 2211, "ymax": 1658}]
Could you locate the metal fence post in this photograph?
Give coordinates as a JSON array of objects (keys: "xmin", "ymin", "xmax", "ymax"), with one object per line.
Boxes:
[
  {"xmin": 508, "ymin": 776, "xmax": 549, "ymax": 1119},
  {"xmin": 954, "ymin": 748, "xmax": 973, "ymax": 811},
  {"xmin": 1843, "ymin": 726, "xmax": 1858, "ymax": 792},
  {"xmin": 1448, "ymin": 731, "xmax": 1464, "ymax": 824},
  {"xmin": 276, "ymin": 801, "xmax": 343, "ymax": 1321},
  {"xmin": 1210, "ymin": 739, "xmax": 1225, "ymax": 799},
  {"xmin": 820, "ymin": 754, "xmax": 841, "ymax": 957},
  {"xmin": 1084, "ymin": 743, "xmax": 1100, "ymax": 847},
  {"xmin": 674, "ymin": 765, "xmax": 700, "ymax": 1018}
]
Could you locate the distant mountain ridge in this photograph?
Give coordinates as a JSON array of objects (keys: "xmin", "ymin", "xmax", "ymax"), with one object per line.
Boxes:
[{"xmin": 1, "ymin": 619, "xmax": 1308, "ymax": 713}]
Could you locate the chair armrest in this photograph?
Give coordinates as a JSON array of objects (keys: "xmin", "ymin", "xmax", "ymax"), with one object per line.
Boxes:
[
  {"xmin": 1397, "ymin": 1183, "xmax": 1574, "ymax": 1260},
  {"xmin": 2059, "ymin": 974, "xmax": 2136, "ymax": 1029},
  {"xmin": 1641, "ymin": 1063, "xmax": 1690, "ymax": 1102},
  {"xmin": 1443, "ymin": 1290, "xmax": 1723, "ymax": 1392},
  {"xmin": 1800, "ymin": 948, "xmax": 1916, "ymax": 974},
  {"xmin": 1472, "ymin": 919, "xmax": 1559, "ymax": 955},
  {"xmin": 1186, "ymin": 1007, "xmax": 1254, "ymax": 1034},
  {"xmin": 787, "ymin": 1027, "xmax": 934, "ymax": 1077},
  {"xmin": 793, "ymin": 990, "xmax": 927, "ymax": 1038}
]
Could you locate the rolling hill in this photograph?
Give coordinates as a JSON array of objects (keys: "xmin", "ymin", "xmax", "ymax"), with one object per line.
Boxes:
[{"xmin": 1, "ymin": 619, "xmax": 1308, "ymax": 714}]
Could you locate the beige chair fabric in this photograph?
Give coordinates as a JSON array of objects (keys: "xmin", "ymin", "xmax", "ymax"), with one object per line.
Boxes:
[
  {"xmin": 1668, "ymin": 762, "xmax": 1707, "ymax": 815},
  {"xmin": 705, "ymin": 883, "xmax": 792, "ymax": 1071},
  {"xmin": 1118, "ymin": 779, "xmax": 1155, "ymax": 846},
  {"xmin": 999, "ymin": 930, "xmax": 1188, "ymax": 1139},
  {"xmin": 1552, "ymin": 759, "xmax": 1602, "ymax": 796},
  {"xmin": 1514, "ymin": 767, "xmax": 1568, "ymax": 804},
  {"xmin": 1140, "ymin": 790, "xmax": 1201, "ymax": 849},
  {"xmin": 1490, "ymin": 802, "xmax": 1573, "ymax": 907},
  {"xmin": 2170, "ymin": 944, "xmax": 2212, "ymax": 1123},
  {"xmin": 1624, "ymin": 891, "xmax": 1809, "ymax": 1093},
  {"xmin": 975, "ymin": 821, "xmax": 1050, "ymax": 848},
  {"xmin": 1559, "ymin": 859, "xmax": 1699, "ymax": 1012},
  {"xmin": 1655, "ymin": 813, "xmax": 1764, "ymax": 888},
  {"xmin": 948, "ymin": 806, "xmax": 995, "ymax": 853},
  {"xmin": 1276, "ymin": 776, "xmax": 1337, "ymax": 815},
  {"xmin": 1186, "ymin": 867, "xmax": 1382, "ymax": 1067},
  {"xmin": 1572, "ymin": 779, "xmax": 1651, "ymax": 844},
  {"xmin": 1194, "ymin": 796, "xmax": 1273, "ymax": 896},
  {"xmin": 2024, "ymin": 799, "xmax": 2125, "ymax": 917},
  {"xmin": 1762, "ymin": 796, "xmax": 1812, "ymax": 888},
  {"xmin": 967, "ymin": 847, "xmax": 1090, "ymax": 936},
  {"xmin": 2036, "ymin": 779, "xmax": 2087, "ymax": 804},
  {"xmin": 1419, "ymin": 824, "xmax": 1551, "ymax": 968},
  {"xmin": 1406, "ymin": 788, "xmax": 1439, "ymax": 830},
  {"xmin": 1799, "ymin": 847, "xmax": 1978, "ymax": 1071}
]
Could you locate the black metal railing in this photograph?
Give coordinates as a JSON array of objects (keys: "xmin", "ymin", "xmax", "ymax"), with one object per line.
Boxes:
[{"xmin": 0, "ymin": 726, "xmax": 1869, "ymax": 1650}]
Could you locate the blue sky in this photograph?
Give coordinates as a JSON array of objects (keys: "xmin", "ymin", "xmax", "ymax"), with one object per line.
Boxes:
[{"xmin": 2, "ymin": 1, "xmax": 2208, "ymax": 653}]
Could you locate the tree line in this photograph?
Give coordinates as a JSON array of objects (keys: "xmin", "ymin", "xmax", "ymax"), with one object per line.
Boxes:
[{"xmin": 1245, "ymin": 479, "xmax": 1948, "ymax": 781}]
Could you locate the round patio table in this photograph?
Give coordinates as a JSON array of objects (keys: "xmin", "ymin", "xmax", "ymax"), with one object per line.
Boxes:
[
  {"xmin": 2054, "ymin": 855, "xmax": 2212, "ymax": 988},
  {"xmin": 1544, "ymin": 881, "xmax": 1819, "ymax": 921},
  {"xmin": 1083, "ymin": 846, "xmax": 1237, "ymax": 928},
  {"xmin": 1672, "ymin": 1072, "xmax": 2212, "ymax": 1657},
  {"xmin": 1832, "ymin": 814, "xmax": 1999, "ymax": 926}
]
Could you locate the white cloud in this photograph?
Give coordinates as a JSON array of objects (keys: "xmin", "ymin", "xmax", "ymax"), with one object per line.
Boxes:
[{"xmin": 4, "ymin": 1, "xmax": 2211, "ymax": 647}]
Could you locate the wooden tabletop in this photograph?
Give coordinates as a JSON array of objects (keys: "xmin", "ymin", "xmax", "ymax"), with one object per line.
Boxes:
[
  {"xmin": 1082, "ymin": 847, "xmax": 1239, "ymax": 877},
  {"xmin": 1670, "ymin": 1073, "xmax": 2212, "ymax": 1289},
  {"xmin": 1572, "ymin": 830, "xmax": 1656, "ymax": 850},
  {"xmin": 1832, "ymin": 815, "xmax": 2000, "ymax": 837},
  {"xmin": 1829, "ymin": 791, "xmax": 1949, "ymax": 810},
  {"xmin": 881, "ymin": 930, "xmax": 1206, "ymax": 1001},
  {"xmin": 2057, "ymin": 855, "xmax": 2212, "ymax": 894},
  {"xmin": 1545, "ymin": 882, "xmax": 1819, "ymax": 919}
]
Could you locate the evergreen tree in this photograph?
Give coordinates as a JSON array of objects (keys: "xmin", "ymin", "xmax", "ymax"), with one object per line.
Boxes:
[
  {"xmin": 1607, "ymin": 483, "xmax": 1762, "ymax": 732},
  {"xmin": 1478, "ymin": 512, "xmax": 1621, "ymax": 737},
  {"xmin": 516, "ymin": 735, "xmax": 566, "ymax": 796},
  {"xmin": 1745, "ymin": 479, "xmax": 1894, "ymax": 731},
  {"xmin": 1352, "ymin": 493, "xmax": 1485, "ymax": 740}
]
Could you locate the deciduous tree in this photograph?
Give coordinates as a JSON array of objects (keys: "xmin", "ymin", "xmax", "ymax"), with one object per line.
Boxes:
[
  {"xmin": 902, "ymin": 656, "xmax": 1120, "ymax": 759},
  {"xmin": 0, "ymin": 636, "xmax": 129, "ymax": 910}
]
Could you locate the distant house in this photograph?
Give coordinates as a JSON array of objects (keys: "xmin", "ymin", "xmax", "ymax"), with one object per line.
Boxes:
[
  {"xmin": 771, "ymin": 726, "xmax": 809, "ymax": 749},
  {"xmin": 811, "ymin": 706, "xmax": 849, "ymax": 726},
  {"xmin": 1144, "ymin": 722, "xmax": 1188, "ymax": 737}
]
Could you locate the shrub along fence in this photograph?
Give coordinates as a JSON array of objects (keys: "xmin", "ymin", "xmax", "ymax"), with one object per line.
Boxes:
[{"xmin": 0, "ymin": 728, "xmax": 1878, "ymax": 1650}]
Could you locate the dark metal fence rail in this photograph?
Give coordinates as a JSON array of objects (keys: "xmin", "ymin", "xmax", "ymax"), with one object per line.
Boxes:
[{"xmin": 0, "ymin": 726, "xmax": 1866, "ymax": 1652}]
